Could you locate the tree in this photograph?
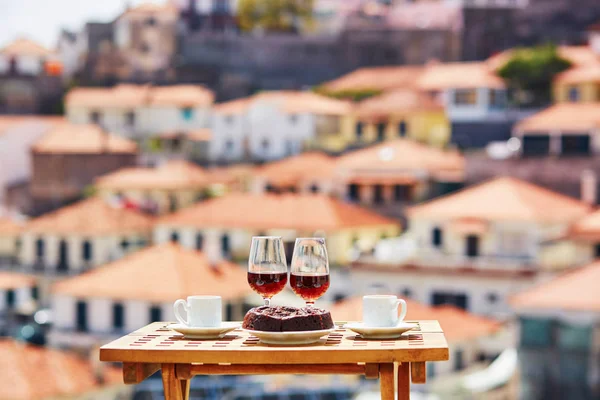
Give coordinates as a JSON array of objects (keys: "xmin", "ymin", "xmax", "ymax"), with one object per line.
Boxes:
[
  {"xmin": 497, "ymin": 44, "xmax": 572, "ymax": 107},
  {"xmin": 237, "ymin": 0, "xmax": 314, "ymax": 33}
]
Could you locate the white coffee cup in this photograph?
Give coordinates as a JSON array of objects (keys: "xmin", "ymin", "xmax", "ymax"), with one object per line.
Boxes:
[
  {"xmin": 363, "ymin": 295, "xmax": 407, "ymax": 327},
  {"xmin": 173, "ymin": 295, "xmax": 222, "ymax": 327}
]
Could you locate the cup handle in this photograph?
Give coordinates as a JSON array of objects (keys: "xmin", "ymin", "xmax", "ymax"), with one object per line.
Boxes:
[
  {"xmin": 174, "ymin": 299, "xmax": 189, "ymax": 326},
  {"xmin": 396, "ymin": 298, "xmax": 407, "ymax": 326}
]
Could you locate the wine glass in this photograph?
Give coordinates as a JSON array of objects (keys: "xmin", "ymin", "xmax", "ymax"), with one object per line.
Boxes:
[
  {"xmin": 248, "ymin": 236, "xmax": 288, "ymax": 306},
  {"xmin": 290, "ymin": 237, "xmax": 330, "ymax": 307}
]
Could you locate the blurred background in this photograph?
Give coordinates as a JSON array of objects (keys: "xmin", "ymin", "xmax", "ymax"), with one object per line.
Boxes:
[{"xmin": 1, "ymin": 0, "xmax": 600, "ymax": 399}]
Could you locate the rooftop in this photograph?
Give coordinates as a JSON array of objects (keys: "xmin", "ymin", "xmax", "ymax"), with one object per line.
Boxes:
[
  {"xmin": 0, "ymin": 339, "xmax": 121, "ymax": 400},
  {"xmin": 32, "ymin": 123, "xmax": 137, "ymax": 154},
  {"xmin": 96, "ymin": 160, "xmax": 208, "ymax": 191},
  {"xmin": 255, "ymin": 152, "xmax": 337, "ymax": 187},
  {"xmin": 565, "ymin": 209, "xmax": 600, "ymax": 241},
  {"xmin": 121, "ymin": 2, "xmax": 178, "ymax": 17},
  {"xmin": 0, "ymin": 272, "xmax": 36, "ymax": 290},
  {"xmin": 331, "ymin": 297, "xmax": 501, "ymax": 343},
  {"xmin": 159, "ymin": 193, "xmax": 399, "ymax": 231},
  {"xmin": 417, "ymin": 62, "xmax": 505, "ymax": 90},
  {"xmin": 0, "ymin": 37, "xmax": 52, "ymax": 57},
  {"xmin": 25, "ymin": 197, "xmax": 153, "ymax": 236},
  {"xmin": 514, "ymin": 103, "xmax": 600, "ymax": 133},
  {"xmin": 213, "ymin": 91, "xmax": 351, "ymax": 116},
  {"xmin": 511, "ymin": 261, "xmax": 600, "ymax": 312},
  {"xmin": 0, "ymin": 217, "xmax": 23, "ymax": 235},
  {"xmin": 320, "ymin": 66, "xmax": 424, "ymax": 92},
  {"xmin": 554, "ymin": 64, "xmax": 600, "ymax": 84},
  {"xmin": 354, "ymin": 88, "xmax": 443, "ymax": 119},
  {"xmin": 408, "ymin": 176, "xmax": 590, "ymax": 223},
  {"xmin": 52, "ymin": 243, "xmax": 250, "ymax": 302}
]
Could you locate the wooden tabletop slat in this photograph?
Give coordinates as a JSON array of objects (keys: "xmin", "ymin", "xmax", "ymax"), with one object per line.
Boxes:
[{"xmin": 100, "ymin": 321, "xmax": 449, "ymax": 364}]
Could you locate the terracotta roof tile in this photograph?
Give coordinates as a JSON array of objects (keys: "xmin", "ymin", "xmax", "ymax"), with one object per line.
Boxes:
[
  {"xmin": 204, "ymin": 165, "xmax": 255, "ymax": 187},
  {"xmin": 565, "ymin": 209, "xmax": 600, "ymax": 241},
  {"xmin": 336, "ymin": 139, "xmax": 464, "ymax": 180},
  {"xmin": 0, "ymin": 272, "xmax": 35, "ymax": 290},
  {"xmin": 511, "ymin": 261, "xmax": 600, "ymax": 311},
  {"xmin": 0, "ymin": 38, "xmax": 52, "ymax": 57},
  {"xmin": 408, "ymin": 176, "xmax": 590, "ymax": 223},
  {"xmin": 0, "ymin": 339, "xmax": 122, "ymax": 400},
  {"xmin": 213, "ymin": 91, "xmax": 351, "ymax": 116},
  {"xmin": 96, "ymin": 160, "xmax": 208, "ymax": 191},
  {"xmin": 555, "ymin": 64, "xmax": 600, "ymax": 84},
  {"xmin": 417, "ymin": 62, "xmax": 505, "ymax": 90},
  {"xmin": 149, "ymin": 85, "xmax": 214, "ymax": 107},
  {"xmin": 331, "ymin": 297, "xmax": 501, "ymax": 343},
  {"xmin": 0, "ymin": 217, "xmax": 23, "ymax": 235},
  {"xmin": 515, "ymin": 103, "xmax": 600, "ymax": 133},
  {"xmin": 159, "ymin": 193, "xmax": 399, "ymax": 231},
  {"xmin": 32, "ymin": 123, "xmax": 137, "ymax": 154},
  {"xmin": 52, "ymin": 243, "xmax": 250, "ymax": 302},
  {"xmin": 355, "ymin": 88, "xmax": 443, "ymax": 118},
  {"xmin": 25, "ymin": 197, "xmax": 153, "ymax": 235},
  {"xmin": 255, "ymin": 152, "xmax": 337, "ymax": 187},
  {"xmin": 321, "ymin": 66, "xmax": 424, "ymax": 92}
]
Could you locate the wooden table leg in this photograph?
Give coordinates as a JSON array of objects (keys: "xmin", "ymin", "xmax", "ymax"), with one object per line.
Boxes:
[
  {"xmin": 379, "ymin": 363, "xmax": 395, "ymax": 400},
  {"xmin": 162, "ymin": 364, "xmax": 190, "ymax": 400},
  {"xmin": 397, "ymin": 362, "xmax": 410, "ymax": 400}
]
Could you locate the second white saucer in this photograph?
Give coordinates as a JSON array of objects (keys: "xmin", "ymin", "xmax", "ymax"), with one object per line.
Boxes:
[
  {"xmin": 344, "ymin": 322, "xmax": 417, "ymax": 339},
  {"xmin": 168, "ymin": 321, "xmax": 241, "ymax": 339}
]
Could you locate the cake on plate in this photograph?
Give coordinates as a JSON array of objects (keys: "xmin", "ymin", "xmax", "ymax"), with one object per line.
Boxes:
[{"xmin": 243, "ymin": 305, "xmax": 334, "ymax": 332}]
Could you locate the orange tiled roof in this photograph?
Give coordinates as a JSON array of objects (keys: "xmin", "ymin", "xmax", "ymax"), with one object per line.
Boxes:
[
  {"xmin": 514, "ymin": 103, "xmax": 600, "ymax": 133},
  {"xmin": 255, "ymin": 152, "xmax": 337, "ymax": 187},
  {"xmin": 213, "ymin": 91, "xmax": 351, "ymax": 116},
  {"xmin": 566, "ymin": 209, "xmax": 600, "ymax": 241},
  {"xmin": 204, "ymin": 164, "xmax": 255, "ymax": 186},
  {"xmin": 320, "ymin": 66, "xmax": 425, "ymax": 92},
  {"xmin": 32, "ymin": 123, "xmax": 137, "ymax": 154},
  {"xmin": 52, "ymin": 243, "xmax": 250, "ymax": 302},
  {"xmin": 408, "ymin": 176, "xmax": 590, "ymax": 223},
  {"xmin": 355, "ymin": 88, "xmax": 443, "ymax": 119},
  {"xmin": 25, "ymin": 197, "xmax": 153, "ymax": 235},
  {"xmin": 331, "ymin": 297, "xmax": 501, "ymax": 343},
  {"xmin": 511, "ymin": 261, "xmax": 600, "ymax": 311},
  {"xmin": 0, "ymin": 339, "xmax": 122, "ymax": 400},
  {"xmin": 66, "ymin": 84, "xmax": 214, "ymax": 108},
  {"xmin": 417, "ymin": 62, "xmax": 505, "ymax": 90},
  {"xmin": 0, "ymin": 272, "xmax": 35, "ymax": 290},
  {"xmin": 336, "ymin": 139, "xmax": 464, "ymax": 179},
  {"xmin": 0, "ymin": 217, "xmax": 23, "ymax": 235},
  {"xmin": 0, "ymin": 38, "xmax": 52, "ymax": 57},
  {"xmin": 159, "ymin": 193, "xmax": 399, "ymax": 231},
  {"xmin": 554, "ymin": 64, "xmax": 600, "ymax": 85},
  {"xmin": 96, "ymin": 160, "xmax": 208, "ymax": 191}
]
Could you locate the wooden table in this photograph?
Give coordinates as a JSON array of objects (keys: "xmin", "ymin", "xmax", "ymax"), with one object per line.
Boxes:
[{"xmin": 100, "ymin": 321, "xmax": 449, "ymax": 400}]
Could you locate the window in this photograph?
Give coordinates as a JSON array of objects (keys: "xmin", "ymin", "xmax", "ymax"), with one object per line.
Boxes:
[
  {"xmin": 401, "ymin": 288, "xmax": 412, "ymax": 298},
  {"xmin": 489, "ymin": 90, "xmax": 506, "ymax": 108},
  {"xmin": 289, "ymin": 114, "xmax": 298, "ymax": 124},
  {"xmin": 595, "ymin": 243, "xmax": 600, "ymax": 258},
  {"xmin": 348, "ymin": 184, "xmax": 360, "ymax": 202},
  {"xmin": 431, "ymin": 227, "xmax": 443, "ymax": 247},
  {"xmin": 169, "ymin": 195, "xmax": 178, "ymax": 212},
  {"xmin": 221, "ymin": 234, "xmax": 231, "ymax": 257},
  {"xmin": 568, "ymin": 86, "xmax": 580, "ymax": 102},
  {"xmin": 31, "ymin": 286, "xmax": 39, "ymax": 301},
  {"xmin": 146, "ymin": 17, "xmax": 157, "ymax": 26},
  {"xmin": 454, "ymin": 349, "xmax": 465, "ymax": 371},
  {"xmin": 487, "ymin": 293, "xmax": 498, "ymax": 304},
  {"xmin": 453, "ymin": 89, "xmax": 477, "ymax": 106},
  {"xmin": 427, "ymin": 363, "xmax": 435, "ymax": 378},
  {"xmin": 309, "ymin": 184, "xmax": 319, "ymax": 193},
  {"xmin": 355, "ymin": 122, "xmax": 363, "ymax": 140},
  {"xmin": 394, "ymin": 185, "xmax": 410, "ymax": 202},
  {"xmin": 35, "ymin": 238, "xmax": 45, "ymax": 259},
  {"xmin": 466, "ymin": 235, "xmax": 479, "ymax": 257},
  {"xmin": 398, "ymin": 121, "xmax": 407, "ymax": 137},
  {"xmin": 432, "ymin": 292, "xmax": 468, "ymax": 310},
  {"xmin": 149, "ymin": 306, "xmax": 162, "ymax": 323},
  {"xmin": 125, "ymin": 111, "xmax": 135, "ymax": 127},
  {"xmin": 82, "ymin": 240, "xmax": 93, "ymax": 262},
  {"xmin": 225, "ymin": 140, "xmax": 234, "ymax": 152},
  {"xmin": 373, "ymin": 184, "xmax": 384, "ymax": 204},
  {"xmin": 120, "ymin": 239, "xmax": 129, "ymax": 251},
  {"xmin": 196, "ymin": 233, "xmax": 204, "ymax": 251},
  {"xmin": 558, "ymin": 322, "xmax": 592, "ymax": 351},
  {"xmin": 181, "ymin": 108, "xmax": 194, "ymax": 121},
  {"xmin": 522, "ymin": 135, "xmax": 550, "ymax": 156},
  {"xmin": 226, "ymin": 303, "xmax": 234, "ymax": 321},
  {"xmin": 140, "ymin": 42, "xmax": 151, "ymax": 54},
  {"xmin": 520, "ymin": 317, "xmax": 552, "ymax": 348},
  {"xmin": 76, "ymin": 301, "xmax": 88, "ymax": 332},
  {"xmin": 561, "ymin": 135, "xmax": 591, "ymax": 156},
  {"xmin": 170, "ymin": 231, "xmax": 179, "ymax": 243},
  {"xmin": 376, "ymin": 123, "xmax": 386, "ymax": 142},
  {"xmin": 112, "ymin": 303, "xmax": 125, "ymax": 330},
  {"xmin": 261, "ymin": 139, "xmax": 270, "ymax": 150},
  {"xmin": 8, "ymin": 56, "xmax": 17, "ymax": 74},
  {"xmin": 6, "ymin": 290, "xmax": 15, "ymax": 308},
  {"xmin": 90, "ymin": 111, "xmax": 101, "ymax": 124}
]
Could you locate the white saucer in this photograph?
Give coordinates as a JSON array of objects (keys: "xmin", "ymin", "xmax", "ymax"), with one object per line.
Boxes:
[
  {"xmin": 168, "ymin": 322, "xmax": 241, "ymax": 339},
  {"xmin": 243, "ymin": 328, "xmax": 335, "ymax": 345},
  {"xmin": 344, "ymin": 322, "xmax": 417, "ymax": 339}
]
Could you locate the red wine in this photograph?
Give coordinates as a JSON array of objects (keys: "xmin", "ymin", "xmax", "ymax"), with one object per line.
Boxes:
[
  {"xmin": 248, "ymin": 271, "xmax": 287, "ymax": 298},
  {"xmin": 290, "ymin": 274, "xmax": 330, "ymax": 301}
]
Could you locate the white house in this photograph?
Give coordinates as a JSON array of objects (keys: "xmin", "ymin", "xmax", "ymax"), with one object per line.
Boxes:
[
  {"xmin": 49, "ymin": 243, "xmax": 250, "ymax": 349},
  {"xmin": 0, "ymin": 272, "xmax": 36, "ymax": 317},
  {"xmin": 210, "ymin": 91, "xmax": 351, "ymax": 162},
  {"xmin": 349, "ymin": 177, "xmax": 591, "ymax": 317},
  {"xmin": 0, "ymin": 37, "xmax": 57, "ymax": 76}
]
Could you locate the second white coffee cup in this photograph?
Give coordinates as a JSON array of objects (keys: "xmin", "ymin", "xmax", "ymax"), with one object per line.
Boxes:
[
  {"xmin": 174, "ymin": 295, "xmax": 222, "ymax": 327},
  {"xmin": 363, "ymin": 295, "xmax": 407, "ymax": 327}
]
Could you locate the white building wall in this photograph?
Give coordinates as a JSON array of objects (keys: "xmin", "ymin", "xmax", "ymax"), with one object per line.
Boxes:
[
  {"xmin": 53, "ymin": 295, "xmax": 76, "ymax": 329},
  {"xmin": 125, "ymin": 300, "xmax": 149, "ymax": 332},
  {"xmin": 0, "ymin": 55, "xmax": 43, "ymax": 75},
  {"xmin": 88, "ymin": 298, "xmax": 112, "ymax": 334},
  {"xmin": 444, "ymin": 88, "xmax": 508, "ymax": 123}
]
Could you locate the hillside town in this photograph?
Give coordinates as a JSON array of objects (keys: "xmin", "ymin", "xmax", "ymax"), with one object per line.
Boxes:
[{"xmin": 1, "ymin": 0, "xmax": 600, "ymax": 399}]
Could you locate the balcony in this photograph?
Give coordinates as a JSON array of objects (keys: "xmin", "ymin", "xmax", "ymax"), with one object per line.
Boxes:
[{"xmin": 413, "ymin": 252, "xmax": 536, "ymax": 271}]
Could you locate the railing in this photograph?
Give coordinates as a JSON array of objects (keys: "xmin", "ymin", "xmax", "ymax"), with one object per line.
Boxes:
[{"xmin": 413, "ymin": 252, "xmax": 536, "ymax": 271}]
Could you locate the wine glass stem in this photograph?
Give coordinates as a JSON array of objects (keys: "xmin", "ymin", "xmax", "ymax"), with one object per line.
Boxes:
[{"xmin": 264, "ymin": 297, "xmax": 271, "ymax": 307}]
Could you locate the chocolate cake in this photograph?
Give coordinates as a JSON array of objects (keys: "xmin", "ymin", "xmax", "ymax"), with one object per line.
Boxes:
[{"xmin": 243, "ymin": 305, "xmax": 334, "ymax": 332}]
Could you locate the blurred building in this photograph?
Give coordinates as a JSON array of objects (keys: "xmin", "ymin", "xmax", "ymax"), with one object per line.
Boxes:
[
  {"xmin": 0, "ymin": 272, "xmax": 37, "ymax": 326},
  {"xmin": 49, "ymin": 243, "xmax": 250, "ymax": 349},
  {"xmin": 0, "ymin": 218, "xmax": 22, "ymax": 265},
  {"xmin": 155, "ymin": 193, "xmax": 400, "ymax": 265},
  {"xmin": 511, "ymin": 261, "xmax": 600, "ymax": 400},
  {"xmin": 28, "ymin": 123, "xmax": 138, "ymax": 214},
  {"xmin": 210, "ymin": 91, "xmax": 350, "ymax": 163},
  {"xmin": 350, "ymin": 177, "xmax": 591, "ymax": 317},
  {"xmin": 19, "ymin": 198, "xmax": 153, "ymax": 276},
  {"xmin": 0, "ymin": 38, "xmax": 63, "ymax": 114},
  {"xmin": 95, "ymin": 160, "xmax": 210, "ymax": 214}
]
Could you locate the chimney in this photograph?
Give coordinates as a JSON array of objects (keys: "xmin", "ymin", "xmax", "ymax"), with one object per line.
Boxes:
[{"xmin": 581, "ymin": 169, "xmax": 597, "ymax": 205}]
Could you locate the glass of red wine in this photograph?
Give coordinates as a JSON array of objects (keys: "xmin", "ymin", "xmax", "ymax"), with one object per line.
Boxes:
[
  {"xmin": 290, "ymin": 237, "xmax": 330, "ymax": 307},
  {"xmin": 248, "ymin": 236, "xmax": 288, "ymax": 306}
]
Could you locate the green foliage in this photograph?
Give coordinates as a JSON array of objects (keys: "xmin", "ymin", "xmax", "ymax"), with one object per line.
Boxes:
[
  {"xmin": 238, "ymin": 0, "xmax": 314, "ymax": 33},
  {"xmin": 82, "ymin": 185, "xmax": 97, "ymax": 198},
  {"xmin": 497, "ymin": 44, "xmax": 572, "ymax": 107},
  {"xmin": 313, "ymin": 86, "xmax": 382, "ymax": 102}
]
